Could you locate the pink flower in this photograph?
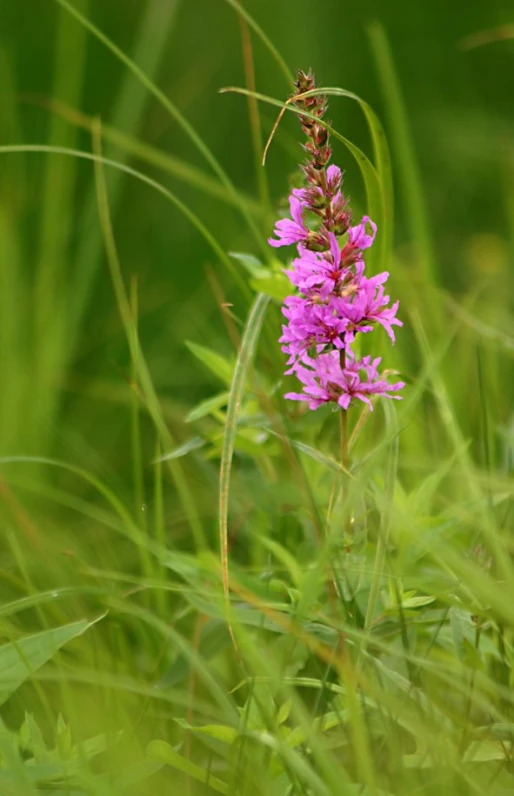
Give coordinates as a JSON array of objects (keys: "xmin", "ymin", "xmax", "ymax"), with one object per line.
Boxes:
[
  {"xmin": 286, "ymin": 234, "xmax": 361, "ymax": 300},
  {"xmin": 348, "ymin": 216, "xmax": 377, "ymax": 249},
  {"xmin": 268, "ymin": 195, "xmax": 310, "ymax": 248},
  {"xmin": 285, "ymin": 350, "xmax": 404, "ymax": 411},
  {"xmin": 268, "ymin": 72, "xmax": 404, "ymax": 412},
  {"xmin": 280, "ymin": 296, "xmax": 348, "ymax": 370},
  {"xmin": 336, "ymin": 273, "xmax": 403, "ymax": 344}
]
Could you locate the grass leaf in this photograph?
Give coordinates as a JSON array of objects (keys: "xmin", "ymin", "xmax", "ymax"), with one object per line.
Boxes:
[{"xmin": 0, "ymin": 619, "xmax": 101, "ymax": 706}]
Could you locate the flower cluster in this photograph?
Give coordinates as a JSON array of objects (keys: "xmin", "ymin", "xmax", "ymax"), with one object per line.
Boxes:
[{"xmin": 269, "ymin": 70, "xmax": 404, "ymax": 412}]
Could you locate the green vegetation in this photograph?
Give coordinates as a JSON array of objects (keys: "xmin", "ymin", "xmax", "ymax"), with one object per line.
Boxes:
[{"xmin": 0, "ymin": 1, "xmax": 513, "ymax": 793}]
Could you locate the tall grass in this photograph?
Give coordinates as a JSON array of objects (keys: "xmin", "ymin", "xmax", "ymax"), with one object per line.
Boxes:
[{"xmin": 0, "ymin": 2, "xmax": 513, "ymax": 795}]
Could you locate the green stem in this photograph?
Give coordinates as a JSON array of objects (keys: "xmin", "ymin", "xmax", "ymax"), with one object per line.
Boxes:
[
  {"xmin": 339, "ymin": 349, "xmax": 349, "ymax": 472},
  {"xmin": 339, "ymin": 407, "xmax": 349, "ymax": 473},
  {"xmin": 338, "ymin": 349, "xmax": 353, "ymax": 552}
]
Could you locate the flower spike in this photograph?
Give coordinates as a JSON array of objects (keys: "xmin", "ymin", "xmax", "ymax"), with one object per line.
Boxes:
[{"xmin": 269, "ymin": 70, "xmax": 404, "ymax": 411}]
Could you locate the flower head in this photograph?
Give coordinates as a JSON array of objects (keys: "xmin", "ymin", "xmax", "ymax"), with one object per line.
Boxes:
[
  {"xmin": 335, "ymin": 273, "xmax": 403, "ymax": 345},
  {"xmin": 269, "ymin": 70, "xmax": 404, "ymax": 411},
  {"xmin": 285, "ymin": 350, "xmax": 404, "ymax": 411},
  {"xmin": 280, "ymin": 296, "xmax": 348, "ymax": 370}
]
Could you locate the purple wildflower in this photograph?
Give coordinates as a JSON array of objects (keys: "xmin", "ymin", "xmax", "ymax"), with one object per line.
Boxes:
[
  {"xmin": 280, "ymin": 296, "xmax": 348, "ymax": 370},
  {"xmin": 285, "ymin": 350, "xmax": 405, "ymax": 411},
  {"xmin": 268, "ymin": 195, "xmax": 309, "ymax": 248},
  {"xmin": 335, "ymin": 273, "xmax": 403, "ymax": 345},
  {"xmin": 286, "ymin": 234, "xmax": 361, "ymax": 300},
  {"xmin": 348, "ymin": 216, "xmax": 377, "ymax": 250},
  {"xmin": 269, "ymin": 69, "xmax": 404, "ymax": 412}
]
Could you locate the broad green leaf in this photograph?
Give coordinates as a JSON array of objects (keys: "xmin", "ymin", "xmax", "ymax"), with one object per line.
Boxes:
[
  {"xmin": 0, "ymin": 618, "xmax": 101, "ymax": 705},
  {"xmin": 471, "ymin": 724, "xmax": 514, "ymax": 742},
  {"xmin": 277, "ymin": 699, "xmax": 292, "ymax": 726},
  {"xmin": 285, "ymin": 710, "xmax": 350, "ymax": 750},
  {"xmin": 250, "ymin": 275, "xmax": 290, "ymax": 302},
  {"xmin": 229, "ymin": 251, "xmax": 267, "ymax": 278},
  {"xmin": 19, "ymin": 714, "xmax": 47, "ymax": 762},
  {"xmin": 401, "ymin": 595, "xmax": 436, "ymax": 609},
  {"xmin": 186, "ymin": 392, "xmax": 230, "ymax": 423},
  {"xmin": 449, "ymin": 607, "xmax": 475, "ymax": 663},
  {"xmin": 185, "ymin": 341, "xmax": 234, "ymax": 386},
  {"xmin": 155, "ymin": 437, "xmax": 205, "ymax": 461},
  {"xmin": 463, "ymin": 740, "xmax": 509, "ymax": 763},
  {"xmin": 175, "ymin": 720, "xmax": 238, "ymax": 744}
]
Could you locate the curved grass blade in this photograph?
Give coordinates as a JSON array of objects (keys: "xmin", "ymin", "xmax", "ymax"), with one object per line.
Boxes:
[
  {"xmin": 106, "ymin": 597, "xmax": 238, "ymax": 720},
  {"xmin": 0, "ymin": 456, "xmax": 152, "ymax": 554},
  {"xmin": 28, "ymin": 98, "xmax": 262, "ymax": 215},
  {"xmin": 459, "ymin": 25, "xmax": 514, "ymax": 50},
  {"xmin": 219, "ymin": 293, "xmax": 270, "ymax": 635},
  {"xmin": 221, "ymin": 0, "xmax": 393, "ymax": 271},
  {"xmin": 219, "ymin": 87, "xmax": 383, "ymax": 258},
  {"xmin": 292, "ymin": 86, "xmax": 394, "ymax": 270},
  {"xmin": 93, "ymin": 126, "xmax": 206, "ymax": 550},
  {"xmin": 54, "ymin": 0, "xmax": 268, "ymax": 257},
  {"xmin": 0, "ymin": 144, "xmax": 249, "ymax": 295}
]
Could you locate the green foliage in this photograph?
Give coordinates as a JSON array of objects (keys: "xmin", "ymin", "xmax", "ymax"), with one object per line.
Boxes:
[
  {"xmin": 0, "ymin": 620, "xmax": 100, "ymax": 705},
  {"xmin": 0, "ymin": 0, "xmax": 513, "ymax": 794}
]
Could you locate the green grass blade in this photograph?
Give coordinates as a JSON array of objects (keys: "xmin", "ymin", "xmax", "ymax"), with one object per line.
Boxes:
[
  {"xmin": 92, "ymin": 129, "xmax": 207, "ymax": 550},
  {"xmin": 0, "ymin": 455, "xmax": 149, "ymax": 551},
  {"xmin": 296, "ymin": 86, "xmax": 394, "ymax": 270},
  {"xmin": 219, "ymin": 293, "xmax": 270, "ymax": 620},
  {"xmin": 69, "ymin": 0, "xmax": 183, "ymax": 339},
  {"xmin": 220, "ymin": 87, "xmax": 383, "ymax": 246},
  {"xmin": 54, "ymin": 0, "xmax": 267, "ymax": 256},
  {"xmin": 0, "ymin": 144, "xmax": 248, "ymax": 294},
  {"xmin": 35, "ymin": 99, "xmax": 262, "ymax": 213}
]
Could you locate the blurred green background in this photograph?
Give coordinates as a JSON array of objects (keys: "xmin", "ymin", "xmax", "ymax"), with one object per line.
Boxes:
[{"xmin": 0, "ymin": 2, "xmax": 513, "ymax": 791}]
